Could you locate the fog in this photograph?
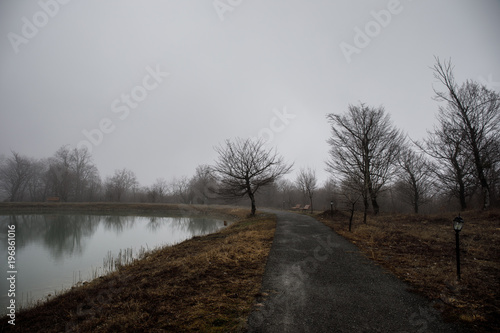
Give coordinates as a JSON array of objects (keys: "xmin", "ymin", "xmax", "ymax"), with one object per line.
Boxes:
[{"xmin": 1, "ymin": 0, "xmax": 499, "ymax": 186}]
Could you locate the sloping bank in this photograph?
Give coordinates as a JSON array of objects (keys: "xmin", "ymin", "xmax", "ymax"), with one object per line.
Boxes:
[{"xmin": 0, "ymin": 203, "xmax": 276, "ymax": 332}]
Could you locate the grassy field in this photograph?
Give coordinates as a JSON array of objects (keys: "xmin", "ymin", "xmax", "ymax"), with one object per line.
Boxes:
[
  {"xmin": 315, "ymin": 208, "xmax": 500, "ymax": 332},
  {"xmin": 0, "ymin": 203, "xmax": 276, "ymax": 332}
]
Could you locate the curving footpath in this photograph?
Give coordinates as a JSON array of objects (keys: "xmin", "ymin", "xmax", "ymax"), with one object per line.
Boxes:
[{"xmin": 247, "ymin": 211, "xmax": 469, "ymax": 332}]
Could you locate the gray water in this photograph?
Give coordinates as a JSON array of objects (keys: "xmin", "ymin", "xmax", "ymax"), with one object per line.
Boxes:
[{"xmin": 0, "ymin": 213, "xmax": 227, "ymax": 314}]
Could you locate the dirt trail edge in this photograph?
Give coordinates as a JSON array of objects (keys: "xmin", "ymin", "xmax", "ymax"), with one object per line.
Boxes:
[{"xmin": 247, "ymin": 211, "xmax": 469, "ymax": 333}]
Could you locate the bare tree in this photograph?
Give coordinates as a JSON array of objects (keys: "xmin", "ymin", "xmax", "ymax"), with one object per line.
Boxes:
[
  {"xmin": 84, "ymin": 170, "xmax": 102, "ymax": 201},
  {"xmin": 340, "ymin": 175, "xmax": 362, "ymax": 231},
  {"xmin": 296, "ymin": 167, "xmax": 317, "ymax": 213},
  {"xmin": 275, "ymin": 178, "xmax": 296, "ymax": 209},
  {"xmin": 47, "ymin": 146, "xmax": 73, "ymax": 201},
  {"xmin": 212, "ymin": 138, "xmax": 293, "ymax": 216},
  {"xmin": 189, "ymin": 165, "xmax": 217, "ymax": 204},
  {"xmin": 432, "ymin": 57, "xmax": 500, "ymax": 209},
  {"xmin": 104, "ymin": 168, "xmax": 138, "ymax": 202},
  {"xmin": 70, "ymin": 147, "xmax": 100, "ymax": 201},
  {"xmin": 419, "ymin": 122, "xmax": 476, "ymax": 210},
  {"xmin": 26, "ymin": 158, "xmax": 49, "ymax": 201},
  {"xmin": 147, "ymin": 178, "xmax": 169, "ymax": 203},
  {"xmin": 326, "ymin": 103, "xmax": 404, "ymax": 221},
  {"xmin": 486, "ymin": 139, "xmax": 500, "ymax": 204},
  {"xmin": 0, "ymin": 151, "xmax": 33, "ymax": 202},
  {"xmin": 45, "ymin": 146, "xmax": 101, "ymax": 202},
  {"xmin": 170, "ymin": 176, "xmax": 191, "ymax": 203},
  {"xmin": 322, "ymin": 177, "xmax": 338, "ymax": 210},
  {"xmin": 396, "ymin": 145, "xmax": 435, "ymax": 214}
]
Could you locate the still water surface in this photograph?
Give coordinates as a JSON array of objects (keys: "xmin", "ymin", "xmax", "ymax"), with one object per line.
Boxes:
[{"xmin": 1, "ymin": 213, "xmax": 226, "ymax": 313}]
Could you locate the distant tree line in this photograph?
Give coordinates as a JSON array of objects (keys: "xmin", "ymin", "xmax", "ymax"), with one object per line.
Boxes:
[
  {"xmin": 0, "ymin": 147, "xmax": 220, "ymax": 205},
  {"xmin": 0, "ymin": 146, "xmax": 101, "ymax": 203},
  {"xmin": 1, "ymin": 58, "xmax": 498, "ymax": 214}
]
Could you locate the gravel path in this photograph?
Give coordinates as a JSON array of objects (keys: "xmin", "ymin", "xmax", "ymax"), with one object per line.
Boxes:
[{"xmin": 247, "ymin": 211, "xmax": 469, "ymax": 332}]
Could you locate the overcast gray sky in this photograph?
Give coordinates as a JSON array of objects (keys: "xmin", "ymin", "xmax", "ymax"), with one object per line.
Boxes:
[{"xmin": 1, "ymin": 0, "xmax": 499, "ymax": 186}]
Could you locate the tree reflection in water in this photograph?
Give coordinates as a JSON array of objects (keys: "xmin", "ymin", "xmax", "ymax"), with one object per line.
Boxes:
[
  {"xmin": 0, "ymin": 213, "xmax": 226, "ymax": 313},
  {"xmin": 0, "ymin": 213, "xmax": 226, "ymax": 260}
]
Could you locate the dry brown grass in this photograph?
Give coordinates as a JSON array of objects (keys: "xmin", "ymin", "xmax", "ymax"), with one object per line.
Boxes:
[
  {"xmin": 317, "ymin": 209, "xmax": 500, "ymax": 332},
  {"xmin": 0, "ymin": 202, "xmax": 245, "ymax": 218},
  {"xmin": 0, "ymin": 204, "xmax": 276, "ymax": 332}
]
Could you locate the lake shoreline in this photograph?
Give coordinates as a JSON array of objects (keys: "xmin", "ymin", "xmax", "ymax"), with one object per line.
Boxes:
[
  {"xmin": 0, "ymin": 202, "xmax": 240, "ymax": 219},
  {"xmin": 1, "ymin": 203, "xmax": 276, "ymax": 332},
  {"xmin": 1, "ymin": 206, "xmax": 233, "ymax": 314}
]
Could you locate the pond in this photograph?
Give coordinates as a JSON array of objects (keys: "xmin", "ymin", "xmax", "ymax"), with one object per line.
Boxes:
[{"xmin": 0, "ymin": 213, "xmax": 227, "ymax": 314}]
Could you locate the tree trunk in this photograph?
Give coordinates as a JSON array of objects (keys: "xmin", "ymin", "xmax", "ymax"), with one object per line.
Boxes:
[
  {"xmin": 249, "ymin": 192, "xmax": 256, "ymax": 216},
  {"xmin": 368, "ymin": 182, "xmax": 380, "ymax": 215},
  {"xmin": 458, "ymin": 182, "xmax": 466, "ymax": 211},
  {"xmin": 349, "ymin": 203, "xmax": 355, "ymax": 232},
  {"xmin": 453, "ymin": 159, "xmax": 467, "ymax": 211},
  {"xmin": 466, "ymin": 115, "xmax": 491, "ymax": 210},
  {"xmin": 371, "ymin": 196, "xmax": 380, "ymax": 215},
  {"xmin": 481, "ymin": 186, "xmax": 490, "ymax": 210},
  {"xmin": 363, "ymin": 194, "xmax": 368, "ymax": 224},
  {"xmin": 366, "ymin": 164, "xmax": 379, "ymax": 215},
  {"xmin": 476, "ymin": 163, "xmax": 491, "ymax": 209},
  {"xmin": 413, "ymin": 186, "xmax": 419, "ymax": 214}
]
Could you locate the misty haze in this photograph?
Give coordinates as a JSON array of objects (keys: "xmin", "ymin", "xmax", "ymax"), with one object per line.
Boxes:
[{"xmin": 0, "ymin": 1, "xmax": 499, "ymax": 332}]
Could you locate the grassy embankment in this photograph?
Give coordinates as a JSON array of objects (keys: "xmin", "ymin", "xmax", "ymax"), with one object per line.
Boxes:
[
  {"xmin": 315, "ymin": 208, "xmax": 500, "ymax": 332},
  {"xmin": 0, "ymin": 203, "xmax": 276, "ymax": 332}
]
